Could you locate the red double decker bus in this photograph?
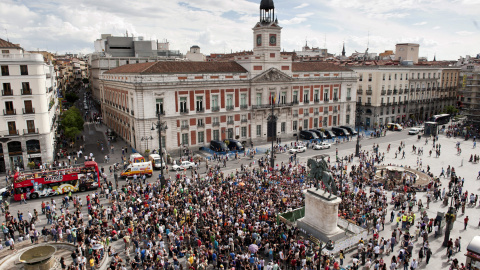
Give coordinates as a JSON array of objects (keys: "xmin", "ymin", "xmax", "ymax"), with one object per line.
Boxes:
[{"xmin": 12, "ymin": 161, "xmax": 100, "ymax": 201}]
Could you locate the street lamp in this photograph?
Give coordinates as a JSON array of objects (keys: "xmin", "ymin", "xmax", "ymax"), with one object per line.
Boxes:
[
  {"xmin": 355, "ymin": 108, "xmax": 363, "ymax": 157},
  {"xmin": 267, "ymin": 98, "xmax": 277, "ymax": 168},
  {"xmin": 140, "ymin": 136, "xmax": 153, "ymax": 152},
  {"xmin": 152, "ymin": 111, "xmax": 168, "ymax": 188}
]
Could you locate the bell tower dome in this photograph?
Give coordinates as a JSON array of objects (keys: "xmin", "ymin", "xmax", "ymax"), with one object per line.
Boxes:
[
  {"xmin": 260, "ymin": 0, "xmax": 275, "ymax": 23},
  {"xmin": 252, "ymin": 0, "xmax": 281, "ymax": 55}
]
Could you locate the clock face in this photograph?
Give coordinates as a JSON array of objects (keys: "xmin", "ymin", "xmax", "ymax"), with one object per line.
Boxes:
[
  {"xmin": 270, "ymin": 35, "xmax": 276, "ymax": 45},
  {"xmin": 257, "ymin": 35, "xmax": 262, "ymax": 46}
]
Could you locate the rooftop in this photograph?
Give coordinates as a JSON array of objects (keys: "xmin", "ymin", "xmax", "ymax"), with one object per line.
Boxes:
[
  {"xmin": 105, "ymin": 61, "xmax": 248, "ymax": 74},
  {"xmin": 292, "ymin": 62, "xmax": 352, "ymax": 72},
  {"xmin": 0, "ymin": 38, "xmax": 22, "ymax": 49}
]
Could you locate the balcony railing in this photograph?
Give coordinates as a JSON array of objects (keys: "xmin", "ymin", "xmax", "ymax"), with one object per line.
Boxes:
[
  {"xmin": 404, "ymin": 89, "xmax": 409, "ymax": 94},
  {"xmin": 393, "ymin": 90, "xmax": 398, "ymax": 95},
  {"xmin": 252, "ymin": 103, "xmax": 294, "ymax": 109},
  {"xmin": 23, "ymin": 108, "xmax": 35, "ymax": 114},
  {"xmin": 399, "ymin": 89, "xmax": 403, "ymax": 94},
  {"xmin": 293, "ymin": 113, "xmax": 299, "ymax": 117},
  {"xmin": 4, "ymin": 109, "xmax": 16, "ymax": 115},
  {"xmin": 386, "ymin": 102, "xmax": 392, "ymax": 106},
  {"xmin": 196, "ymin": 108, "xmax": 205, "ymax": 113},
  {"xmin": 333, "ymin": 97, "xmax": 339, "ymax": 101},
  {"xmin": 303, "ymin": 99, "xmax": 309, "ymax": 104},
  {"xmin": 366, "ymin": 90, "xmax": 372, "ymax": 95},
  {"xmin": 7, "ymin": 129, "xmax": 19, "ymax": 136},
  {"xmin": 21, "ymin": 88, "xmax": 32, "ymax": 95},
  {"xmin": 227, "ymin": 120, "xmax": 234, "ymax": 125},
  {"xmin": 197, "ymin": 123, "xmax": 205, "ymax": 127},
  {"xmin": 226, "ymin": 105, "xmax": 234, "ymax": 111},
  {"xmin": 240, "ymin": 104, "xmax": 248, "ymax": 109},
  {"xmin": 314, "ymin": 98, "xmax": 320, "ymax": 103},
  {"xmin": 333, "ymin": 109, "xmax": 338, "ymax": 113},
  {"xmin": 180, "ymin": 109, "xmax": 189, "ymax": 114},
  {"xmin": 346, "ymin": 97, "xmax": 352, "ymax": 101},
  {"xmin": 212, "ymin": 122, "xmax": 220, "ymax": 127},
  {"xmin": 23, "ymin": 128, "xmax": 39, "ymax": 135},
  {"xmin": 314, "ymin": 112, "xmax": 319, "ymax": 115},
  {"xmin": 381, "ymin": 90, "xmax": 386, "ymax": 95},
  {"xmin": 346, "ymin": 107, "xmax": 351, "ymax": 112},
  {"xmin": 365, "ymin": 102, "xmax": 372, "ymax": 106},
  {"xmin": 398, "ymin": 101, "xmax": 403, "ymax": 105},
  {"xmin": 387, "ymin": 90, "xmax": 393, "ymax": 95},
  {"xmin": 357, "ymin": 90, "xmax": 363, "ymax": 94},
  {"xmin": 381, "ymin": 102, "xmax": 386, "ymax": 106},
  {"xmin": 211, "ymin": 106, "xmax": 220, "ymax": 112},
  {"xmin": 392, "ymin": 101, "xmax": 397, "ymax": 105},
  {"xmin": 323, "ymin": 110, "xmax": 328, "ymax": 115},
  {"xmin": 2, "ymin": 90, "xmax": 13, "ymax": 96},
  {"xmin": 181, "ymin": 125, "xmax": 189, "ymax": 130},
  {"xmin": 324, "ymin": 99, "xmax": 329, "ymax": 103},
  {"xmin": 304, "ymin": 112, "xmax": 310, "ymax": 116},
  {"xmin": 241, "ymin": 119, "xmax": 248, "ymax": 123}
]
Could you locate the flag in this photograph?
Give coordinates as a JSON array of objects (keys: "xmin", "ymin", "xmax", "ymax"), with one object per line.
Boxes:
[
  {"xmin": 278, "ymin": 94, "xmax": 281, "ymax": 105},
  {"xmin": 273, "ymin": 92, "xmax": 276, "ymax": 104},
  {"xmin": 269, "ymin": 92, "xmax": 272, "ymax": 104}
]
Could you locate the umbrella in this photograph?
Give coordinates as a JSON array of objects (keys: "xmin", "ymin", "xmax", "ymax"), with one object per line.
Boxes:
[
  {"xmin": 92, "ymin": 244, "xmax": 104, "ymax": 250},
  {"xmin": 239, "ymin": 182, "xmax": 245, "ymax": 187},
  {"xmin": 248, "ymin": 244, "xmax": 259, "ymax": 253}
]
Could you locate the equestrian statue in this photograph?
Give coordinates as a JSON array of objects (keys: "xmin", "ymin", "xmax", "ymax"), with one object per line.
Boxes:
[{"xmin": 307, "ymin": 158, "xmax": 337, "ymax": 196}]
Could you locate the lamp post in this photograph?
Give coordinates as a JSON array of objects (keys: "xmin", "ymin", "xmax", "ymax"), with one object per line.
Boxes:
[
  {"xmin": 355, "ymin": 108, "xmax": 363, "ymax": 157},
  {"xmin": 140, "ymin": 136, "xmax": 153, "ymax": 152},
  {"xmin": 152, "ymin": 111, "xmax": 168, "ymax": 188},
  {"xmin": 267, "ymin": 98, "xmax": 277, "ymax": 168}
]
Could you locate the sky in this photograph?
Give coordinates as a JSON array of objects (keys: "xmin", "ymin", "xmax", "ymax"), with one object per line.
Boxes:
[{"xmin": 0, "ymin": 0, "xmax": 479, "ymax": 60}]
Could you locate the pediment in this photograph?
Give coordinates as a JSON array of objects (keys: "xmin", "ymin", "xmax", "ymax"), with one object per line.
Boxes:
[{"xmin": 252, "ymin": 68, "xmax": 293, "ymax": 83}]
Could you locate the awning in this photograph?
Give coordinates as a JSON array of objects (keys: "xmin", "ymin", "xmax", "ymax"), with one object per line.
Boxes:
[{"xmin": 467, "ymin": 236, "xmax": 480, "ymax": 256}]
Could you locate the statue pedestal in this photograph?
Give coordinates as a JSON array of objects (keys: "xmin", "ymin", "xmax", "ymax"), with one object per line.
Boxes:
[{"xmin": 297, "ymin": 188, "xmax": 344, "ymax": 242}]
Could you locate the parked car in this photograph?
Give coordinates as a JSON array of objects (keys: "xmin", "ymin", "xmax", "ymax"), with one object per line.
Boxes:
[
  {"xmin": 313, "ymin": 142, "xmax": 331, "ymax": 150},
  {"xmin": 331, "ymin": 127, "xmax": 350, "ymax": 136},
  {"xmin": 322, "ymin": 130, "xmax": 336, "ymax": 140},
  {"xmin": 299, "ymin": 130, "xmax": 318, "ymax": 141},
  {"xmin": 289, "ymin": 145, "xmax": 307, "ymax": 153},
  {"xmin": 171, "ymin": 161, "xmax": 195, "ymax": 171},
  {"xmin": 224, "ymin": 139, "xmax": 244, "ymax": 151},
  {"xmin": 210, "ymin": 140, "xmax": 229, "ymax": 152},
  {"xmin": 408, "ymin": 127, "xmax": 424, "ymax": 135},
  {"xmin": 340, "ymin": 126, "xmax": 358, "ymax": 135},
  {"xmin": 309, "ymin": 130, "xmax": 327, "ymax": 140}
]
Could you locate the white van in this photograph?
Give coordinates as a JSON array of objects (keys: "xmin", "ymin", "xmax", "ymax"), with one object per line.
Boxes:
[
  {"xmin": 120, "ymin": 161, "xmax": 153, "ymax": 178},
  {"xmin": 148, "ymin": 154, "xmax": 165, "ymax": 170}
]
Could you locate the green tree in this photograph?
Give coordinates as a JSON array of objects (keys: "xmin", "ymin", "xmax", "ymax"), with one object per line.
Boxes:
[
  {"xmin": 61, "ymin": 106, "xmax": 84, "ymax": 140},
  {"xmin": 442, "ymin": 105, "xmax": 458, "ymax": 115},
  {"xmin": 82, "ymin": 78, "xmax": 89, "ymax": 85},
  {"xmin": 65, "ymin": 92, "xmax": 79, "ymax": 104}
]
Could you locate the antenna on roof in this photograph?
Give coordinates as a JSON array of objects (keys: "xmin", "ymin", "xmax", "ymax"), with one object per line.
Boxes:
[{"xmin": 367, "ymin": 31, "xmax": 370, "ymax": 49}]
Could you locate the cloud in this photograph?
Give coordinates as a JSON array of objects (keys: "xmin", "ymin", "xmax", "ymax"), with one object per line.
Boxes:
[
  {"xmin": 294, "ymin": 3, "xmax": 310, "ymax": 9},
  {"xmin": 413, "ymin": 21, "xmax": 427, "ymax": 26},
  {"xmin": 433, "ymin": 26, "xmax": 441, "ymax": 30},
  {"xmin": 456, "ymin": 30, "xmax": 475, "ymax": 36}
]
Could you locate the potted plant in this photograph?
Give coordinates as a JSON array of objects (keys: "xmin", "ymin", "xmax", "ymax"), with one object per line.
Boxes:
[{"xmin": 27, "ymin": 161, "xmax": 36, "ymax": 170}]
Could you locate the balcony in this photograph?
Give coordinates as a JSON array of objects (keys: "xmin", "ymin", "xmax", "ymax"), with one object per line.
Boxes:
[
  {"xmin": 346, "ymin": 97, "xmax": 352, "ymax": 101},
  {"xmin": 241, "ymin": 118, "xmax": 248, "ymax": 123},
  {"xmin": 131, "ymin": 110, "xmax": 135, "ymax": 116},
  {"xmin": 181, "ymin": 125, "xmax": 189, "ymax": 130},
  {"xmin": 156, "ymin": 111, "xmax": 165, "ymax": 116},
  {"xmin": 404, "ymin": 101, "xmax": 409, "ymax": 104},
  {"xmin": 6, "ymin": 129, "xmax": 19, "ymax": 136},
  {"xmin": 416, "ymin": 88, "xmax": 421, "ymax": 92},
  {"xmin": 314, "ymin": 112, "xmax": 319, "ymax": 116},
  {"xmin": 381, "ymin": 102, "xmax": 386, "ymax": 106},
  {"xmin": 304, "ymin": 112, "xmax": 310, "ymax": 116},
  {"xmin": 324, "ymin": 99, "xmax": 329, "ymax": 103},
  {"xmin": 393, "ymin": 90, "xmax": 398, "ymax": 95},
  {"xmin": 386, "ymin": 102, "xmax": 392, "ymax": 106},
  {"xmin": 211, "ymin": 106, "xmax": 220, "ymax": 112},
  {"xmin": 333, "ymin": 108, "xmax": 338, "ymax": 113},
  {"xmin": 392, "ymin": 101, "xmax": 397, "ymax": 105},
  {"xmin": 197, "ymin": 123, "xmax": 205, "ymax": 128},
  {"xmin": 180, "ymin": 109, "xmax": 189, "ymax": 114},
  {"xmin": 23, "ymin": 128, "xmax": 39, "ymax": 135},
  {"xmin": 196, "ymin": 108, "xmax": 205, "ymax": 113},
  {"xmin": 23, "ymin": 108, "xmax": 35, "ymax": 114},
  {"xmin": 4, "ymin": 109, "xmax": 16, "ymax": 115},
  {"xmin": 347, "ymin": 107, "xmax": 351, "ymax": 112},
  {"xmin": 292, "ymin": 100, "xmax": 299, "ymax": 105},
  {"xmin": 399, "ymin": 89, "xmax": 403, "ymax": 94},
  {"xmin": 303, "ymin": 100, "xmax": 310, "ymax": 104},
  {"xmin": 398, "ymin": 101, "xmax": 403, "ymax": 105},
  {"xmin": 293, "ymin": 113, "xmax": 299, "ymax": 117},
  {"xmin": 357, "ymin": 90, "xmax": 363, "ymax": 95},
  {"xmin": 333, "ymin": 97, "xmax": 339, "ymax": 101},
  {"xmin": 226, "ymin": 105, "xmax": 234, "ymax": 111},
  {"xmin": 387, "ymin": 90, "xmax": 393, "ymax": 95},
  {"xmin": 381, "ymin": 90, "xmax": 386, "ymax": 95},
  {"xmin": 212, "ymin": 122, "xmax": 220, "ymax": 127},
  {"xmin": 21, "ymin": 88, "xmax": 32, "ymax": 95},
  {"xmin": 323, "ymin": 110, "xmax": 328, "ymax": 115},
  {"xmin": 2, "ymin": 90, "xmax": 13, "ymax": 96},
  {"xmin": 366, "ymin": 90, "xmax": 372, "ymax": 95},
  {"xmin": 365, "ymin": 102, "xmax": 372, "ymax": 106},
  {"xmin": 404, "ymin": 89, "xmax": 409, "ymax": 94},
  {"xmin": 227, "ymin": 120, "xmax": 234, "ymax": 125},
  {"xmin": 240, "ymin": 104, "xmax": 248, "ymax": 109},
  {"xmin": 314, "ymin": 98, "xmax": 320, "ymax": 103}
]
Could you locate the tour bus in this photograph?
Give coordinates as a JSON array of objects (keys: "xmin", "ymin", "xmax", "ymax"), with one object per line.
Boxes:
[
  {"xmin": 429, "ymin": 114, "xmax": 450, "ymax": 125},
  {"xmin": 12, "ymin": 161, "xmax": 100, "ymax": 201}
]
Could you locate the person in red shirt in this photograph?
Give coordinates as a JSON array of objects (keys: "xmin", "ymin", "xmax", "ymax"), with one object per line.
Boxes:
[{"xmin": 464, "ymin": 216, "xmax": 469, "ymax": 230}]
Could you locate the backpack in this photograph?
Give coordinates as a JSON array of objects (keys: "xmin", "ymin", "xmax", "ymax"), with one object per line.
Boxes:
[{"xmin": 5, "ymin": 240, "xmax": 10, "ymax": 247}]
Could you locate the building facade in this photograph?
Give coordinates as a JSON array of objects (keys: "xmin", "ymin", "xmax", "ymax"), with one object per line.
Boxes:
[
  {"xmin": 99, "ymin": 0, "xmax": 357, "ymax": 154},
  {"xmin": 353, "ymin": 66, "xmax": 459, "ymax": 127},
  {"xmin": 458, "ymin": 65, "xmax": 480, "ymax": 126},
  {"xmin": 0, "ymin": 38, "xmax": 58, "ymax": 172}
]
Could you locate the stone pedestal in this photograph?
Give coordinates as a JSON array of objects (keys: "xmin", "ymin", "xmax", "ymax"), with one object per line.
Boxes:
[{"xmin": 297, "ymin": 188, "xmax": 345, "ymax": 242}]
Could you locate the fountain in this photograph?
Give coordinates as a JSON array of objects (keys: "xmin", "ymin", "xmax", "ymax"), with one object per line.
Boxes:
[{"xmin": 19, "ymin": 245, "xmax": 56, "ymax": 270}]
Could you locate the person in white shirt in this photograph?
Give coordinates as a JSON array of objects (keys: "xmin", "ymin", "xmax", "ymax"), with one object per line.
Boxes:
[{"xmin": 410, "ymin": 258, "xmax": 418, "ymax": 269}]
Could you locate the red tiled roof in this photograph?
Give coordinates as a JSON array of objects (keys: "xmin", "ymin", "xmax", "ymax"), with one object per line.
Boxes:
[
  {"xmin": 292, "ymin": 62, "xmax": 352, "ymax": 72},
  {"xmin": 0, "ymin": 38, "xmax": 21, "ymax": 49},
  {"xmin": 106, "ymin": 61, "xmax": 248, "ymax": 74}
]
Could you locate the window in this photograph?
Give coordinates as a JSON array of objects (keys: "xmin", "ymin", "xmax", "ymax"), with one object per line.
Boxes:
[
  {"xmin": 26, "ymin": 120, "xmax": 35, "ymax": 133},
  {"xmin": 20, "ymin": 65, "xmax": 28, "ymax": 75},
  {"xmin": 333, "ymin": 88, "xmax": 338, "ymax": 100},
  {"xmin": 359, "ymin": 74, "xmax": 363, "ymax": 81},
  {"xmin": 346, "ymin": 115, "xmax": 350, "ymax": 124},
  {"xmin": 197, "ymin": 118, "xmax": 204, "ymax": 126},
  {"xmin": 181, "ymin": 133, "xmax": 189, "ymax": 145},
  {"xmin": 156, "ymin": 98, "xmax": 164, "ymax": 114},
  {"xmin": 241, "ymin": 115, "xmax": 247, "ymax": 122},
  {"xmin": 1, "ymin": 50, "xmax": 9, "ymax": 54},
  {"xmin": 293, "ymin": 121, "xmax": 297, "ymax": 131},
  {"xmin": 303, "ymin": 119, "xmax": 309, "ymax": 129},
  {"xmin": 227, "ymin": 116, "xmax": 234, "ymax": 123},
  {"xmin": 400, "ymin": 74, "xmax": 403, "ymax": 80},
  {"xmin": 382, "ymin": 74, "xmax": 385, "ymax": 80},
  {"xmin": 241, "ymin": 127, "xmax": 247, "ymax": 137},
  {"xmin": 2, "ymin": 83, "xmax": 12, "ymax": 95},
  {"xmin": 347, "ymin": 88, "xmax": 351, "ymax": 99},
  {"xmin": 367, "ymin": 97, "xmax": 371, "ymax": 104},
  {"xmin": 179, "ymin": 97, "xmax": 187, "ymax": 113},
  {"xmin": 8, "ymin": 121, "xmax": 16, "ymax": 135},
  {"xmin": 281, "ymin": 92, "xmax": 286, "ymax": 104},
  {"xmin": 240, "ymin": 94, "xmax": 247, "ymax": 107},
  {"xmin": 226, "ymin": 94, "xmax": 233, "ymax": 107},
  {"xmin": 405, "ymin": 74, "xmax": 408, "ymax": 80},
  {"xmin": 1, "ymin": 66, "xmax": 9, "ymax": 76},
  {"xmin": 323, "ymin": 117, "xmax": 328, "ymax": 127},
  {"xmin": 213, "ymin": 117, "xmax": 219, "ymax": 125},
  {"xmin": 196, "ymin": 96, "xmax": 203, "ymax": 111},
  {"xmin": 381, "ymin": 97, "xmax": 384, "ymax": 104},
  {"xmin": 314, "ymin": 90, "xmax": 319, "ymax": 101},
  {"xmin": 24, "ymin": 100, "xmax": 33, "ymax": 113},
  {"xmin": 313, "ymin": 118, "xmax": 318, "ymax": 128},
  {"xmin": 213, "ymin": 130, "xmax": 220, "ymax": 140},
  {"xmin": 293, "ymin": 91, "xmax": 298, "ymax": 102},
  {"xmin": 333, "ymin": 116, "xmax": 337, "ymax": 126},
  {"xmin": 388, "ymin": 74, "xmax": 391, "ymax": 80},
  {"xmin": 256, "ymin": 125, "xmax": 262, "ymax": 136},
  {"xmin": 303, "ymin": 90, "xmax": 309, "ymax": 102},
  {"xmin": 358, "ymin": 97, "xmax": 362, "ymax": 103},
  {"xmin": 281, "ymin": 122, "xmax": 286, "ymax": 133},
  {"xmin": 256, "ymin": 93, "xmax": 262, "ymax": 105},
  {"xmin": 5, "ymin": 101, "xmax": 14, "ymax": 114},
  {"xmin": 324, "ymin": 89, "xmax": 329, "ymax": 101},
  {"xmin": 212, "ymin": 95, "xmax": 219, "ymax": 109},
  {"xmin": 198, "ymin": 131, "xmax": 204, "ymax": 144},
  {"xmin": 20, "ymin": 82, "xmax": 30, "ymax": 94}
]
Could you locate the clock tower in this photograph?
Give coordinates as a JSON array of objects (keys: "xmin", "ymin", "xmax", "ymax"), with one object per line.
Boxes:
[{"xmin": 253, "ymin": 0, "xmax": 282, "ymax": 56}]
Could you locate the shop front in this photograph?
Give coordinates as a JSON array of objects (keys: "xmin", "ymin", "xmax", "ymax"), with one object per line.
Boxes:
[
  {"xmin": 26, "ymin": 139, "xmax": 42, "ymax": 169},
  {"xmin": 7, "ymin": 141, "xmax": 24, "ymax": 171},
  {"xmin": 0, "ymin": 144, "xmax": 5, "ymax": 173}
]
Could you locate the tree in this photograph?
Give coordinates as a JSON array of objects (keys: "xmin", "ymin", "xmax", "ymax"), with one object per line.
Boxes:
[
  {"xmin": 443, "ymin": 105, "xmax": 459, "ymax": 115},
  {"xmin": 65, "ymin": 92, "xmax": 79, "ymax": 104},
  {"xmin": 61, "ymin": 106, "xmax": 84, "ymax": 140},
  {"xmin": 82, "ymin": 78, "xmax": 89, "ymax": 85}
]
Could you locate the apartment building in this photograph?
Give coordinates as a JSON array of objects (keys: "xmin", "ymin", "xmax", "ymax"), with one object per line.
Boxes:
[
  {"xmin": 459, "ymin": 64, "xmax": 480, "ymax": 126},
  {"xmin": 99, "ymin": 0, "xmax": 357, "ymax": 154},
  {"xmin": 0, "ymin": 38, "xmax": 58, "ymax": 172},
  {"xmin": 353, "ymin": 65, "xmax": 459, "ymax": 127}
]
